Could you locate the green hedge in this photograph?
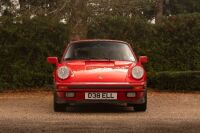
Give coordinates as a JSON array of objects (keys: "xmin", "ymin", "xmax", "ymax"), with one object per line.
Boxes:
[
  {"xmin": 88, "ymin": 13, "xmax": 200, "ymax": 72},
  {"xmin": 0, "ymin": 14, "xmax": 200, "ymax": 90},
  {"xmin": 148, "ymin": 71, "xmax": 200, "ymax": 91},
  {"xmin": 0, "ymin": 17, "xmax": 69, "ymax": 89}
]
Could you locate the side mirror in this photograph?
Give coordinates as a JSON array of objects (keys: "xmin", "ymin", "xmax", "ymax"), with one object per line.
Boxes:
[
  {"xmin": 47, "ymin": 57, "xmax": 58, "ymax": 65},
  {"xmin": 139, "ymin": 56, "xmax": 148, "ymax": 64}
]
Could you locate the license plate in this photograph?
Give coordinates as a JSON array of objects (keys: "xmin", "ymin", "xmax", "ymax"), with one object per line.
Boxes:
[{"xmin": 85, "ymin": 92, "xmax": 117, "ymax": 100}]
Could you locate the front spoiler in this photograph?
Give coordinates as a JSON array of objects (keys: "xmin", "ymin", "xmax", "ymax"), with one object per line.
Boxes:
[
  {"xmin": 54, "ymin": 82, "xmax": 146, "ymax": 105},
  {"xmin": 56, "ymin": 96, "xmax": 146, "ymax": 105}
]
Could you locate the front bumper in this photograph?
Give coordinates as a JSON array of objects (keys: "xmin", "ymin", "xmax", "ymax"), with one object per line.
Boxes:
[{"xmin": 54, "ymin": 82, "xmax": 146, "ymax": 104}]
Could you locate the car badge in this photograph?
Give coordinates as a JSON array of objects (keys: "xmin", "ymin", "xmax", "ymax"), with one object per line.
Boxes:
[{"xmin": 98, "ymin": 75, "xmax": 103, "ymax": 79}]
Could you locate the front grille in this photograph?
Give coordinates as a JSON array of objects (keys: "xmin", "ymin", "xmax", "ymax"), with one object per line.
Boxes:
[{"xmin": 68, "ymin": 85, "xmax": 133, "ymax": 89}]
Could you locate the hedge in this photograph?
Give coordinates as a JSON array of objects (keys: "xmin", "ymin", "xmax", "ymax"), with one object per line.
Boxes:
[
  {"xmin": 88, "ymin": 13, "xmax": 200, "ymax": 72},
  {"xmin": 0, "ymin": 14, "xmax": 200, "ymax": 90},
  {"xmin": 148, "ymin": 71, "xmax": 200, "ymax": 91},
  {"xmin": 0, "ymin": 17, "xmax": 69, "ymax": 89}
]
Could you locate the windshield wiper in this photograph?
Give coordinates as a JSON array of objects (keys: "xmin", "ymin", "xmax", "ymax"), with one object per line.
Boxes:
[
  {"xmin": 103, "ymin": 57, "xmax": 111, "ymax": 61},
  {"xmin": 64, "ymin": 57, "xmax": 76, "ymax": 60},
  {"xmin": 64, "ymin": 57, "xmax": 112, "ymax": 61},
  {"xmin": 86, "ymin": 57, "xmax": 112, "ymax": 61}
]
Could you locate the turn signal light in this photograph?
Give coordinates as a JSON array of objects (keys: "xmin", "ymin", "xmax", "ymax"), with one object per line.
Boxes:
[
  {"xmin": 65, "ymin": 92, "xmax": 75, "ymax": 98},
  {"xmin": 127, "ymin": 92, "xmax": 136, "ymax": 98},
  {"xmin": 58, "ymin": 86, "xmax": 68, "ymax": 89},
  {"xmin": 134, "ymin": 86, "xmax": 144, "ymax": 89}
]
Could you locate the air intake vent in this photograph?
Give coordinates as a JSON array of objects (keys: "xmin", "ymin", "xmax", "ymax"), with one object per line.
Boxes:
[{"xmin": 68, "ymin": 85, "xmax": 133, "ymax": 89}]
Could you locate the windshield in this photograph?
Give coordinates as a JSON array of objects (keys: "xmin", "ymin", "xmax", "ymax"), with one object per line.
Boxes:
[{"xmin": 63, "ymin": 41, "xmax": 135, "ymax": 61}]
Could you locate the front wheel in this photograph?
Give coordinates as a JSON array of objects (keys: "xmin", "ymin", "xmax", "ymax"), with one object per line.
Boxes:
[
  {"xmin": 54, "ymin": 92, "xmax": 66, "ymax": 112},
  {"xmin": 133, "ymin": 91, "xmax": 147, "ymax": 112},
  {"xmin": 134, "ymin": 102, "xmax": 147, "ymax": 112}
]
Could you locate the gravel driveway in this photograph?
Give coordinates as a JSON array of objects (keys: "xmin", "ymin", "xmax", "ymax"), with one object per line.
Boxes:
[{"xmin": 0, "ymin": 90, "xmax": 199, "ymax": 133}]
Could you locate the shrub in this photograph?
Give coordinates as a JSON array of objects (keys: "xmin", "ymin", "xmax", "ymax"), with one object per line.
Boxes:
[
  {"xmin": 0, "ymin": 13, "xmax": 200, "ymax": 90},
  {"xmin": 88, "ymin": 13, "xmax": 200, "ymax": 72},
  {"xmin": 0, "ymin": 16, "xmax": 70, "ymax": 89},
  {"xmin": 148, "ymin": 71, "xmax": 200, "ymax": 91}
]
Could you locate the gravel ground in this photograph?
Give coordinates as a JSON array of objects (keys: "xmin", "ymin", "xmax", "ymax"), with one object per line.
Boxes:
[{"xmin": 0, "ymin": 91, "xmax": 200, "ymax": 133}]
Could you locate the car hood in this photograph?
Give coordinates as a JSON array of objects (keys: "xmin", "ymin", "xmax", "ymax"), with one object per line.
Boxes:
[{"xmin": 63, "ymin": 60, "xmax": 135, "ymax": 82}]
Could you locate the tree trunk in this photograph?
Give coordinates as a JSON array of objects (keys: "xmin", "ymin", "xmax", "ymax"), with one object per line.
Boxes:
[
  {"xmin": 155, "ymin": 0, "xmax": 164, "ymax": 24},
  {"xmin": 68, "ymin": 0, "xmax": 88, "ymax": 41}
]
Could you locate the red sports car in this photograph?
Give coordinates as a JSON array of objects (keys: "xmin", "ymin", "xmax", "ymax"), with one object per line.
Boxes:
[{"xmin": 48, "ymin": 39, "xmax": 148, "ymax": 112}]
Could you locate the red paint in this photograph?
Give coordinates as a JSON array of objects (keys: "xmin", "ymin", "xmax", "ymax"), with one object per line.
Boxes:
[{"xmin": 48, "ymin": 39, "xmax": 148, "ymax": 105}]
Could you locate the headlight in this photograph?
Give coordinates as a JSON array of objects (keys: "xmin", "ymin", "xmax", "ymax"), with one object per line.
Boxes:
[
  {"xmin": 132, "ymin": 66, "xmax": 144, "ymax": 79},
  {"xmin": 57, "ymin": 66, "xmax": 70, "ymax": 79}
]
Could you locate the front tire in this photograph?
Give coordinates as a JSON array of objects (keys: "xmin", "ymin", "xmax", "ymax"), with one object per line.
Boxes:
[
  {"xmin": 134, "ymin": 102, "xmax": 147, "ymax": 112},
  {"xmin": 54, "ymin": 92, "xmax": 66, "ymax": 112},
  {"xmin": 134, "ymin": 91, "xmax": 147, "ymax": 112}
]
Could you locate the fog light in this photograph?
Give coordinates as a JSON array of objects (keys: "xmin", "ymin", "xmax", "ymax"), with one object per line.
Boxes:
[
  {"xmin": 127, "ymin": 92, "xmax": 136, "ymax": 98},
  {"xmin": 65, "ymin": 92, "xmax": 75, "ymax": 98},
  {"xmin": 58, "ymin": 86, "xmax": 68, "ymax": 89},
  {"xmin": 135, "ymin": 86, "xmax": 143, "ymax": 89}
]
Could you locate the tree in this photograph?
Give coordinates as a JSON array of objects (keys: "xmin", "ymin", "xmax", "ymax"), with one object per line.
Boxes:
[
  {"xmin": 18, "ymin": 0, "xmax": 65, "ymax": 17},
  {"xmin": 169, "ymin": 0, "xmax": 200, "ymax": 14},
  {"xmin": 68, "ymin": 0, "xmax": 88, "ymax": 40},
  {"xmin": 0, "ymin": 0, "xmax": 18, "ymax": 17},
  {"xmin": 155, "ymin": 0, "xmax": 164, "ymax": 24}
]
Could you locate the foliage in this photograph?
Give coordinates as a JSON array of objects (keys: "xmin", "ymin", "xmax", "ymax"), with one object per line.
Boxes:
[
  {"xmin": 148, "ymin": 71, "xmax": 200, "ymax": 91},
  {"xmin": 88, "ymin": 13, "xmax": 200, "ymax": 72},
  {"xmin": 0, "ymin": 10, "xmax": 200, "ymax": 90},
  {"xmin": 169, "ymin": 0, "xmax": 200, "ymax": 15},
  {"xmin": 0, "ymin": 16, "xmax": 69, "ymax": 89}
]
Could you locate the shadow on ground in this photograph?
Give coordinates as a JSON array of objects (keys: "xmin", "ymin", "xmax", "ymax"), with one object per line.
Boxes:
[{"xmin": 64, "ymin": 103, "xmax": 137, "ymax": 113}]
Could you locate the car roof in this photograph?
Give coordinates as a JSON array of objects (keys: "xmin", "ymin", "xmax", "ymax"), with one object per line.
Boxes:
[{"xmin": 69, "ymin": 39, "xmax": 129, "ymax": 45}]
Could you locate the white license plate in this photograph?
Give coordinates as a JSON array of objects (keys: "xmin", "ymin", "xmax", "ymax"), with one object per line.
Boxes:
[{"xmin": 85, "ymin": 92, "xmax": 117, "ymax": 100}]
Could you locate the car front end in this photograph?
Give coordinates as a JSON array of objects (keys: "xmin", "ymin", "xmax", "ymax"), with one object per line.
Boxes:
[{"xmin": 48, "ymin": 40, "xmax": 148, "ymax": 112}]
